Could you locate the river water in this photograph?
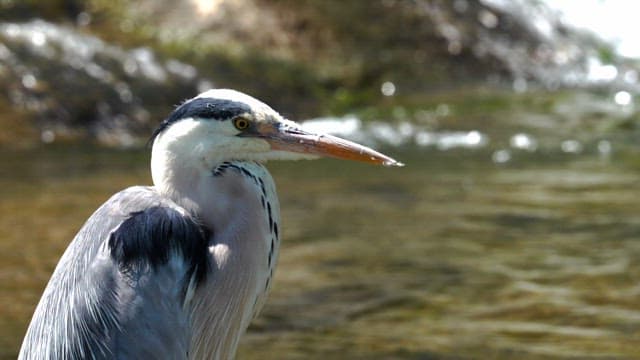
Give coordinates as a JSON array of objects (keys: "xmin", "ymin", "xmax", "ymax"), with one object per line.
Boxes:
[{"xmin": 1, "ymin": 142, "xmax": 638, "ymax": 359}]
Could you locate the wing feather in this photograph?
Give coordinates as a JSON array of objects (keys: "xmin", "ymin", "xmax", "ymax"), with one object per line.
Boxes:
[{"xmin": 19, "ymin": 186, "xmax": 210, "ymax": 360}]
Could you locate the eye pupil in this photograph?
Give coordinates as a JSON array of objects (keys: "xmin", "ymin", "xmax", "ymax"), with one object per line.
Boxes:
[{"xmin": 234, "ymin": 118, "xmax": 249, "ymax": 130}]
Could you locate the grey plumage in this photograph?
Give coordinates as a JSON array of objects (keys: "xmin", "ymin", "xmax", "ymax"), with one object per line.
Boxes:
[{"xmin": 20, "ymin": 187, "xmax": 206, "ymax": 359}]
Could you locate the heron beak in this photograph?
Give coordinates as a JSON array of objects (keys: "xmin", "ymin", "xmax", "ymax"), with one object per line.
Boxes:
[{"xmin": 257, "ymin": 121, "xmax": 404, "ymax": 167}]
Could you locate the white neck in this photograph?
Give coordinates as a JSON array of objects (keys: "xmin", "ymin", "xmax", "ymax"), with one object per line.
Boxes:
[
  {"xmin": 151, "ymin": 118, "xmax": 229, "ymax": 209},
  {"xmin": 150, "ymin": 120, "xmax": 281, "ymax": 359}
]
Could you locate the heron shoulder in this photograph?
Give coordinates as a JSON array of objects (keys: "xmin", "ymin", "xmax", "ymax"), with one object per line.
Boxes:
[{"xmin": 108, "ymin": 203, "xmax": 210, "ymax": 284}]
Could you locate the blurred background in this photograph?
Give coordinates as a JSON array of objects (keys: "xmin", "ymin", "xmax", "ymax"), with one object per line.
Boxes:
[{"xmin": 1, "ymin": 0, "xmax": 639, "ymax": 358}]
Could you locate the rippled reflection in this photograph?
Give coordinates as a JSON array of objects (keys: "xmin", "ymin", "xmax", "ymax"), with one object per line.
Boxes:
[{"xmin": 1, "ymin": 145, "xmax": 639, "ymax": 359}]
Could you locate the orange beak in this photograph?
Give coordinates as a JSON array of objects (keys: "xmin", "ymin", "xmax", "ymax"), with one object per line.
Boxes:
[{"xmin": 254, "ymin": 121, "xmax": 404, "ymax": 167}]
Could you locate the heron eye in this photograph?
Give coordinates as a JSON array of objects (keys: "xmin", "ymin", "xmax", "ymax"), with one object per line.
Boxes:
[{"xmin": 233, "ymin": 117, "xmax": 250, "ymax": 131}]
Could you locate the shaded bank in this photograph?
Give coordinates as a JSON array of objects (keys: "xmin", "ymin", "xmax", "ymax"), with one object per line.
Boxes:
[{"xmin": 0, "ymin": 0, "xmax": 637, "ymax": 147}]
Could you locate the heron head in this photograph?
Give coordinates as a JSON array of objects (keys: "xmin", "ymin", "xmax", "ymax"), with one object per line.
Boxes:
[{"xmin": 150, "ymin": 89, "xmax": 403, "ymax": 168}]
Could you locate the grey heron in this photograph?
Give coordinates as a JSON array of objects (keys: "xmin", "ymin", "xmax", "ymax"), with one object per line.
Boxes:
[{"xmin": 19, "ymin": 89, "xmax": 402, "ymax": 359}]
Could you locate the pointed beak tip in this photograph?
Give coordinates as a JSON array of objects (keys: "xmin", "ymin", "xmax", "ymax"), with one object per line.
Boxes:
[{"xmin": 385, "ymin": 160, "xmax": 405, "ymax": 167}]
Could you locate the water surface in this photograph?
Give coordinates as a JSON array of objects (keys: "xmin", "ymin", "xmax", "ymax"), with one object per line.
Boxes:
[{"xmin": 1, "ymin": 145, "xmax": 639, "ymax": 359}]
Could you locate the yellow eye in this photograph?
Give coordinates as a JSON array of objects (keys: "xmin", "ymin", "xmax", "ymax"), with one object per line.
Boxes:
[{"xmin": 233, "ymin": 117, "xmax": 250, "ymax": 130}]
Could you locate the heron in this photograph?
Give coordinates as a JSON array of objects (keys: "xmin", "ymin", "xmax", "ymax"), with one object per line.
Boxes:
[{"xmin": 19, "ymin": 89, "xmax": 402, "ymax": 359}]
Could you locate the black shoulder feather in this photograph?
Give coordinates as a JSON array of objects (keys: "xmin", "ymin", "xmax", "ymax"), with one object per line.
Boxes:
[{"xmin": 108, "ymin": 206, "xmax": 210, "ymax": 284}]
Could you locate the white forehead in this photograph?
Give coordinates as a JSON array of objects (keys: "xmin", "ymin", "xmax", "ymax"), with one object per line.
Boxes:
[
  {"xmin": 195, "ymin": 89, "xmax": 273, "ymax": 113},
  {"xmin": 192, "ymin": 88, "xmax": 301, "ymax": 129}
]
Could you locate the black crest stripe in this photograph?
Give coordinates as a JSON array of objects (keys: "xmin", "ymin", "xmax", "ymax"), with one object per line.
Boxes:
[{"xmin": 149, "ymin": 97, "xmax": 252, "ymax": 145}]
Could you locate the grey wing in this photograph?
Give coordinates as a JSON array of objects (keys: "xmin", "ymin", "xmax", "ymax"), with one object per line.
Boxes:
[{"xmin": 19, "ymin": 186, "xmax": 210, "ymax": 360}]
